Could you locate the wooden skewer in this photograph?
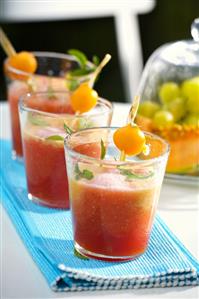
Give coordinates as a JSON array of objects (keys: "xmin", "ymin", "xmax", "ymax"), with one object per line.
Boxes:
[
  {"xmin": 127, "ymin": 95, "xmax": 140, "ymax": 125},
  {"xmin": 119, "ymin": 95, "xmax": 141, "ymax": 162},
  {"xmin": 119, "ymin": 150, "xmax": 126, "ymax": 162},
  {"xmin": 0, "ymin": 27, "xmax": 16, "ymax": 57},
  {"xmin": 89, "ymin": 54, "xmax": 111, "ymax": 88}
]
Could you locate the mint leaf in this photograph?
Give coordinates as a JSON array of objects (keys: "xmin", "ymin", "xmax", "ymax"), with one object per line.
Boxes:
[
  {"xmin": 118, "ymin": 167, "xmax": 154, "ymax": 181},
  {"xmin": 66, "ymin": 49, "xmax": 98, "ymax": 91},
  {"xmin": 74, "ymin": 163, "xmax": 82, "ymax": 180},
  {"xmin": 100, "ymin": 139, "xmax": 106, "ymax": 160},
  {"xmin": 28, "ymin": 113, "xmax": 48, "ymax": 126},
  {"xmin": 64, "ymin": 123, "xmax": 74, "ymax": 135},
  {"xmin": 75, "ymin": 163, "xmax": 81, "ymax": 175},
  {"xmin": 67, "ymin": 79, "xmax": 80, "ymax": 91},
  {"xmin": 68, "ymin": 49, "xmax": 88, "ymax": 68},
  {"xmin": 92, "ymin": 55, "xmax": 100, "ymax": 66},
  {"xmin": 74, "ymin": 248, "xmax": 89, "ymax": 260},
  {"xmin": 82, "ymin": 169, "xmax": 94, "ymax": 180},
  {"xmin": 74, "ymin": 163, "xmax": 94, "ymax": 180},
  {"xmin": 46, "ymin": 135, "xmax": 64, "ymax": 141},
  {"xmin": 68, "ymin": 67, "xmax": 95, "ymax": 77}
]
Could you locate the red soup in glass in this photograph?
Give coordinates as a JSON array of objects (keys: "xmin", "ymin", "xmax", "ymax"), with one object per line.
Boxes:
[
  {"xmin": 64, "ymin": 127, "xmax": 169, "ymax": 260},
  {"xmin": 19, "ymin": 92, "xmax": 113, "ymax": 209}
]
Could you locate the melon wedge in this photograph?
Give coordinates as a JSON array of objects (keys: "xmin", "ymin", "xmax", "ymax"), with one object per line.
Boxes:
[{"xmin": 136, "ymin": 115, "xmax": 199, "ymax": 175}]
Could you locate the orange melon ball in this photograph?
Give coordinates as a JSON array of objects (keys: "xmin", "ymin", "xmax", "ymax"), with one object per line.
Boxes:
[
  {"xmin": 6, "ymin": 51, "xmax": 37, "ymax": 80},
  {"xmin": 113, "ymin": 124, "xmax": 146, "ymax": 156},
  {"xmin": 70, "ymin": 82, "xmax": 98, "ymax": 113}
]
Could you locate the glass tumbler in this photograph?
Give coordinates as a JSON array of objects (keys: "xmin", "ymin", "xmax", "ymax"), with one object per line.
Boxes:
[
  {"xmin": 19, "ymin": 92, "xmax": 113, "ymax": 209},
  {"xmin": 4, "ymin": 51, "xmax": 94, "ymax": 159},
  {"xmin": 64, "ymin": 127, "xmax": 169, "ymax": 261}
]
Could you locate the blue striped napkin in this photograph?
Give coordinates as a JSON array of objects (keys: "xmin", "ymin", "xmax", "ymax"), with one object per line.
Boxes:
[{"xmin": 1, "ymin": 139, "xmax": 199, "ymax": 292}]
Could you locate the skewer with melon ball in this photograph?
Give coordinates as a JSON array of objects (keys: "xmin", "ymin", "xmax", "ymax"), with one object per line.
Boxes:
[
  {"xmin": 113, "ymin": 96, "xmax": 148, "ymax": 161},
  {"xmin": 70, "ymin": 54, "xmax": 111, "ymax": 114},
  {"xmin": 0, "ymin": 27, "xmax": 37, "ymax": 80},
  {"xmin": 0, "ymin": 26, "xmax": 111, "ymax": 109}
]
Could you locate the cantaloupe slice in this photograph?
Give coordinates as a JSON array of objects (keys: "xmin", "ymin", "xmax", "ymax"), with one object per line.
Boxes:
[{"xmin": 136, "ymin": 114, "xmax": 199, "ymax": 175}]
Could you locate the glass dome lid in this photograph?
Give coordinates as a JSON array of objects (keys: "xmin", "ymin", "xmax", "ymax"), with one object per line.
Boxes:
[
  {"xmin": 155, "ymin": 18, "xmax": 199, "ymax": 66},
  {"xmin": 160, "ymin": 19, "xmax": 199, "ymax": 66},
  {"xmin": 137, "ymin": 18, "xmax": 199, "ymax": 97},
  {"xmin": 136, "ymin": 19, "xmax": 199, "ymax": 179},
  {"xmin": 159, "ymin": 40, "xmax": 199, "ymax": 66}
]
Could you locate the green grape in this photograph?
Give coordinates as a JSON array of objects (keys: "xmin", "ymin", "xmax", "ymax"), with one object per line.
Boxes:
[
  {"xmin": 166, "ymin": 97, "xmax": 187, "ymax": 122},
  {"xmin": 138, "ymin": 101, "xmax": 160, "ymax": 118},
  {"xmin": 181, "ymin": 78, "xmax": 199, "ymax": 113},
  {"xmin": 153, "ymin": 110, "xmax": 174, "ymax": 128},
  {"xmin": 159, "ymin": 82, "xmax": 180, "ymax": 104},
  {"xmin": 183, "ymin": 114, "xmax": 199, "ymax": 126},
  {"xmin": 191, "ymin": 76, "xmax": 199, "ymax": 83}
]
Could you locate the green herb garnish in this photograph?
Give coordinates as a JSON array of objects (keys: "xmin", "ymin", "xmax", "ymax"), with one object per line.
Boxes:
[
  {"xmin": 100, "ymin": 139, "xmax": 106, "ymax": 160},
  {"xmin": 74, "ymin": 163, "xmax": 94, "ymax": 181},
  {"xmin": 64, "ymin": 123, "xmax": 74, "ymax": 135},
  {"xmin": 74, "ymin": 248, "xmax": 89, "ymax": 260},
  {"xmin": 118, "ymin": 167, "xmax": 154, "ymax": 181},
  {"xmin": 92, "ymin": 55, "xmax": 100, "ymax": 66},
  {"xmin": 68, "ymin": 49, "xmax": 88, "ymax": 68},
  {"xmin": 46, "ymin": 135, "xmax": 64, "ymax": 141},
  {"xmin": 67, "ymin": 68, "xmax": 96, "ymax": 78},
  {"xmin": 67, "ymin": 79, "xmax": 80, "ymax": 91},
  {"xmin": 67, "ymin": 49, "xmax": 98, "ymax": 91},
  {"xmin": 28, "ymin": 113, "xmax": 48, "ymax": 126}
]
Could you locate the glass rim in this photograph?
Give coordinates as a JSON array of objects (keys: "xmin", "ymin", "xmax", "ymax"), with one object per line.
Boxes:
[
  {"xmin": 4, "ymin": 51, "xmax": 95, "ymax": 78},
  {"xmin": 19, "ymin": 91, "xmax": 113, "ymax": 119},
  {"xmin": 64, "ymin": 126, "xmax": 170, "ymax": 167}
]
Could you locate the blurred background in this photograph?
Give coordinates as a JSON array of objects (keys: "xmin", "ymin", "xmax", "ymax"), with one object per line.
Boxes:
[{"xmin": 0, "ymin": 0, "xmax": 199, "ymax": 102}]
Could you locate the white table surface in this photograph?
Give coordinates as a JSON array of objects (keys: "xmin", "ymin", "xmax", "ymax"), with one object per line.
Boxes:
[{"xmin": 0, "ymin": 102, "xmax": 199, "ymax": 299}]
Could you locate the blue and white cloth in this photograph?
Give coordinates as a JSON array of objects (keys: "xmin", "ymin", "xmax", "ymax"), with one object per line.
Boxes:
[{"xmin": 1, "ymin": 140, "xmax": 199, "ymax": 292}]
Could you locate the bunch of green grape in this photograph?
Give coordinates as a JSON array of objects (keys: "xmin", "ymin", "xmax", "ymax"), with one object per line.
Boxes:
[{"xmin": 138, "ymin": 76, "xmax": 199, "ymax": 128}]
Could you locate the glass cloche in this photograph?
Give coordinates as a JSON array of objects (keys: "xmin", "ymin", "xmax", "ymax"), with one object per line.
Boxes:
[{"xmin": 136, "ymin": 19, "xmax": 199, "ymax": 179}]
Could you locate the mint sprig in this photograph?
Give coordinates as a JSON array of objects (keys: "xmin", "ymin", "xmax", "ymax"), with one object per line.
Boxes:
[
  {"xmin": 67, "ymin": 67, "xmax": 96, "ymax": 78},
  {"xmin": 68, "ymin": 49, "xmax": 88, "ymax": 68},
  {"xmin": 64, "ymin": 123, "xmax": 74, "ymax": 135},
  {"xmin": 67, "ymin": 79, "xmax": 80, "ymax": 91},
  {"xmin": 66, "ymin": 49, "xmax": 99, "ymax": 91},
  {"xmin": 118, "ymin": 167, "xmax": 154, "ymax": 181},
  {"xmin": 74, "ymin": 163, "xmax": 94, "ymax": 180},
  {"xmin": 46, "ymin": 135, "xmax": 64, "ymax": 141},
  {"xmin": 100, "ymin": 139, "xmax": 106, "ymax": 160},
  {"xmin": 92, "ymin": 55, "xmax": 100, "ymax": 66}
]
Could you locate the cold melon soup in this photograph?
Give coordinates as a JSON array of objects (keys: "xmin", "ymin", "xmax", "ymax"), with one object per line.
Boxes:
[
  {"xmin": 19, "ymin": 91, "xmax": 113, "ymax": 209},
  {"xmin": 70, "ymin": 170, "xmax": 160, "ymax": 258},
  {"xmin": 64, "ymin": 127, "xmax": 169, "ymax": 261},
  {"xmin": 23, "ymin": 124, "xmax": 68, "ymax": 208}
]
